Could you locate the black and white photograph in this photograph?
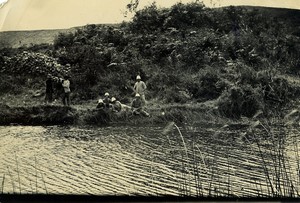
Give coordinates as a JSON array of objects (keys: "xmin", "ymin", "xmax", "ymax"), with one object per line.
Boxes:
[{"xmin": 0, "ymin": 0, "xmax": 300, "ymax": 201}]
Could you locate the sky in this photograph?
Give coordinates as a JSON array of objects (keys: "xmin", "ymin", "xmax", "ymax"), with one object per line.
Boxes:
[{"xmin": 0, "ymin": 0, "xmax": 300, "ymax": 31}]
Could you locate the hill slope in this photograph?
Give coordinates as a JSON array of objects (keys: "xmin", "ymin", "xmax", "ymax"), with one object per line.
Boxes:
[
  {"xmin": 0, "ymin": 23, "xmax": 119, "ymax": 48},
  {"xmin": 1, "ymin": 5, "xmax": 300, "ymax": 119},
  {"xmin": 0, "ymin": 28, "xmax": 77, "ymax": 48},
  {"xmin": 0, "ymin": 6, "xmax": 300, "ymax": 49}
]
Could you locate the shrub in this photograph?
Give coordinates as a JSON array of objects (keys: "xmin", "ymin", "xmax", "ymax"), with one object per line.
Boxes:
[
  {"xmin": 164, "ymin": 2, "xmax": 207, "ymax": 29},
  {"xmin": 187, "ymin": 68, "xmax": 226, "ymax": 101},
  {"xmin": 0, "ymin": 74, "xmax": 26, "ymax": 95},
  {"xmin": 147, "ymin": 71, "xmax": 183, "ymax": 97},
  {"xmin": 218, "ymin": 85, "xmax": 263, "ymax": 118},
  {"xmin": 54, "ymin": 32, "xmax": 75, "ymax": 49},
  {"xmin": 163, "ymin": 88, "xmax": 189, "ymax": 103},
  {"xmin": 130, "ymin": 3, "xmax": 165, "ymax": 33}
]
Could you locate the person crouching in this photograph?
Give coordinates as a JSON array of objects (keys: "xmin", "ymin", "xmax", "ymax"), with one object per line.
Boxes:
[
  {"xmin": 131, "ymin": 93, "xmax": 150, "ymax": 117},
  {"xmin": 111, "ymin": 97, "xmax": 122, "ymax": 112}
]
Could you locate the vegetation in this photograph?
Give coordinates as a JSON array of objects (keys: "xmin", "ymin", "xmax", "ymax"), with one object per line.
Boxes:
[
  {"xmin": 1, "ymin": 3, "xmax": 300, "ymax": 197},
  {"xmin": 1, "ymin": 3, "xmax": 300, "ymax": 119}
]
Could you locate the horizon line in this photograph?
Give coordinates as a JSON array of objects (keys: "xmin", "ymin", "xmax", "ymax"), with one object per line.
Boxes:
[{"xmin": 1, "ymin": 4, "xmax": 300, "ymax": 32}]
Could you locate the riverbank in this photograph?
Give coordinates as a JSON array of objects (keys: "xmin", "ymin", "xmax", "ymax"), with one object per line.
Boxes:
[
  {"xmin": 1, "ymin": 92, "xmax": 299, "ymax": 127},
  {"xmin": 0, "ymin": 99, "xmax": 233, "ymax": 126},
  {"xmin": 0, "ymin": 104, "xmax": 77, "ymax": 125}
]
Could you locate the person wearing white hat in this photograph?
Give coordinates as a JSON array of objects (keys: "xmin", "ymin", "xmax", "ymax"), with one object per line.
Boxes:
[
  {"xmin": 103, "ymin": 92, "xmax": 111, "ymax": 109},
  {"xmin": 111, "ymin": 97, "xmax": 122, "ymax": 112},
  {"xmin": 110, "ymin": 96, "xmax": 132, "ymax": 113},
  {"xmin": 133, "ymin": 75, "xmax": 147, "ymax": 106},
  {"xmin": 96, "ymin": 99, "xmax": 105, "ymax": 109}
]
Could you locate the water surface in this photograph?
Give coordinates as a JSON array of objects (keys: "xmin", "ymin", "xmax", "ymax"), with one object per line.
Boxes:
[{"xmin": 0, "ymin": 124, "xmax": 299, "ymax": 196}]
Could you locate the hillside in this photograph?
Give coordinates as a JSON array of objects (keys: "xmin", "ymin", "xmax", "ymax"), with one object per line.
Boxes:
[
  {"xmin": 0, "ymin": 28, "xmax": 78, "ymax": 48},
  {"xmin": 0, "ymin": 6, "xmax": 300, "ymax": 49},
  {"xmin": 1, "ymin": 4, "xmax": 300, "ymax": 120},
  {"xmin": 0, "ymin": 24, "xmax": 121, "ymax": 48}
]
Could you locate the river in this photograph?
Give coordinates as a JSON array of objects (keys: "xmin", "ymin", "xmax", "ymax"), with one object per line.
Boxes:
[{"xmin": 0, "ymin": 123, "xmax": 299, "ymax": 197}]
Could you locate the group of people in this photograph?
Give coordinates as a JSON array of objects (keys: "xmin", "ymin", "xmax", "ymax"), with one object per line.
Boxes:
[
  {"xmin": 96, "ymin": 75, "xmax": 150, "ymax": 117},
  {"xmin": 45, "ymin": 73, "xmax": 150, "ymax": 117},
  {"xmin": 45, "ymin": 74, "xmax": 71, "ymax": 106}
]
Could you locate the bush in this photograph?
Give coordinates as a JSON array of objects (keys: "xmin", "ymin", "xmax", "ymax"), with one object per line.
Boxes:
[
  {"xmin": 147, "ymin": 71, "xmax": 185, "ymax": 101},
  {"xmin": 164, "ymin": 2, "xmax": 207, "ymax": 29},
  {"xmin": 0, "ymin": 74, "xmax": 26, "ymax": 95},
  {"xmin": 187, "ymin": 68, "xmax": 226, "ymax": 101},
  {"xmin": 218, "ymin": 85, "xmax": 263, "ymax": 118},
  {"xmin": 130, "ymin": 3, "xmax": 165, "ymax": 33},
  {"xmin": 54, "ymin": 32, "xmax": 75, "ymax": 49},
  {"xmin": 163, "ymin": 88, "xmax": 189, "ymax": 103}
]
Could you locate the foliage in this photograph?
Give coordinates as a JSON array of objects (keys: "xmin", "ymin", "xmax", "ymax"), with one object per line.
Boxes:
[
  {"xmin": 164, "ymin": 2, "xmax": 208, "ymax": 29},
  {"xmin": 218, "ymin": 85, "xmax": 263, "ymax": 118},
  {"xmin": 130, "ymin": 3, "xmax": 165, "ymax": 33},
  {"xmin": 218, "ymin": 68, "xmax": 294, "ymax": 118},
  {"xmin": 187, "ymin": 68, "xmax": 227, "ymax": 101},
  {"xmin": 54, "ymin": 32, "xmax": 75, "ymax": 49},
  {"xmin": 1, "ymin": 51, "xmax": 69, "ymax": 77},
  {"xmin": 0, "ymin": 74, "xmax": 26, "ymax": 95},
  {"xmin": 1, "ymin": 3, "xmax": 300, "ymax": 118}
]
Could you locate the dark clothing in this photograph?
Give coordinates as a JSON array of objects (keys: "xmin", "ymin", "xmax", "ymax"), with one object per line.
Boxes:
[
  {"xmin": 45, "ymin": 92, "xmax": 53, "ymax": 103},
  {"xmin": 96, "ymin": 102, "xmax": 105, "ymax": 109},
  {"xmin": 62, "ymin": 92, "xmax": 70, "ymax": 106},
  {"xmin": 103, "ymin": 97, "xmax": 111, "ymax": 109},
  {"xmin": 112, "ymin": 101, "xmax": 122, "ymax": 112},
  {"xmin": 131, "ymin": 98, "xmax": 143, "ymax": 109},
  {"xmin": 45, "ymin": 78, "xmax": 54, "ymax": 103},
  {"xmin": 131, "ymin": 98, "xmax": 149, "ymax": 117},
  {"xmin": 46, "ymin": 78, "xmax": 54, "ymax": 93}
]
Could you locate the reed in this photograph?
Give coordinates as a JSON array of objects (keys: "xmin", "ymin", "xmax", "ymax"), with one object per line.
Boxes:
[
  {"xmin": 35, "ymin": 155, "xmax": 38, "ymax": 194},
  {"xmin": 29, "ymin": 180, "xmax": 34, "ymax": 194},
  {"xmin": 248, "ymin": 112, "xmax": 300, "ymax": 197},
  {"xmin": 173, "ymin": 123, "xmax": 188, "ymax": 158},
  {"xmin": 1, "ymin": 174, "xmax": 5, "ymax": 194},
  {"xmin": 2, "ymin": 153, "xmax": 50, "ymax": 194},
  {"xmin": 7, "ymin": 166, "xmax": 15, "ymax": 194},
  {"xmin": 163, "ymin": 113, "xmax": 300, "ymax": 198},
  {"xmin": 162, "ymin": 121, "xmax": 193, "ymax": 196},
  {"xmin": 192, "ymin": 143, "xmax": 201, "ymax": 197},
  {"xmin": 14, "ymin": 152, "xmax": 21, "ymax": 194},
  {"xmin": 41, "ymin": 172, "xmax": 48, "ymax": 194},
  {"xmin": 294, "ymin": 137, "xmax": 300, "ymax": 189}
]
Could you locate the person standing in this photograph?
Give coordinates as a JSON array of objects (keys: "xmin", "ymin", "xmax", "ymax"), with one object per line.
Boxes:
[
  {"xmin": 62, "ymin": 75, "xmax": 71, "ymax": 106},
  {"xmin": 133, "ymin": 75, "xmax": 147, "ymax": 106},
  {"xmin": 45, "ymin": 74, "xmax": 54, "ymax": 103}
]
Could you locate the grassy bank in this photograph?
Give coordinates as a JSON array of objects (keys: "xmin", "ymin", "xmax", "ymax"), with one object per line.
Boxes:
[
  {"xmin": 0, "ymin": 104, "xmax": 77, "ymax": 125},
  {"xmin": 0, "ymin": 99, "xmax": 232, "ymax": 126}
]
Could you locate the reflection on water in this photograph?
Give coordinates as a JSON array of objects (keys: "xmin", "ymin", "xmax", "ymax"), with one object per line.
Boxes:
[{"xmin": 0, "ymin": 124, "xmax": 299, "ymax": 196}]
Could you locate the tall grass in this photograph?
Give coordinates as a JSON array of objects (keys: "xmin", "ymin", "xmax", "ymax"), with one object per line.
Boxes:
[
  {"xmin": 35, "ymin": 155, "xmax": 38, "ymax": 194},
  {"xmin": 163, "ymin": 112, "xmax": 300, "ymax": 197},
  {"xmin": 15, "ymin": 152, "xmax": 21, "ymax": 194},
  {"xmin": 7, "ymin": 167, "xmax": 15, "ymax": 193},
  {"xmin": 1, "ymin": 174, "xmax": 5, "ymax": 194},
  {"xmin": 249, "ymin": 111, "xmax": 300, "ymax": 197},
  {"xmin": 1, "ymin": 153, "xmax": 48, "ymax": 194}
]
